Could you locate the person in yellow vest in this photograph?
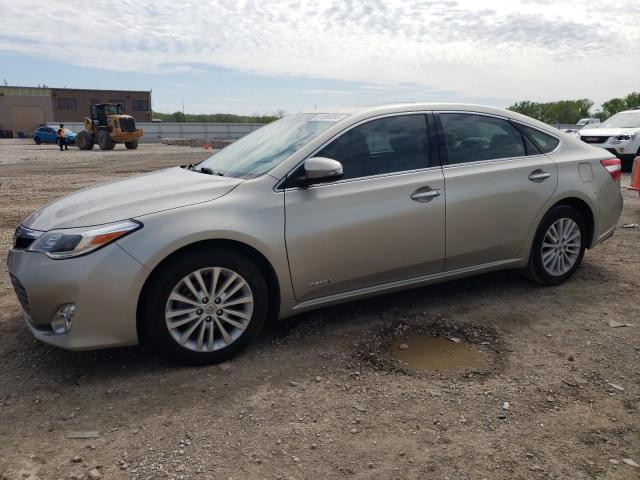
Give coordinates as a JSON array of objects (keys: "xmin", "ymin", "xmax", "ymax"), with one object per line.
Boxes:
[{"xmin": 57, "ymin": 124, "xmax": 68, "ymax": 151}]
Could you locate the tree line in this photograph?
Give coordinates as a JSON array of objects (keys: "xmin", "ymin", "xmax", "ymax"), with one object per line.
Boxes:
[
  {"xmin": 152, "ymin": 109, "xmax": 286, "ymax": 124},
  {"xmin": 508, "ymin": 92, "xmax": 639, "ymax": 124}
]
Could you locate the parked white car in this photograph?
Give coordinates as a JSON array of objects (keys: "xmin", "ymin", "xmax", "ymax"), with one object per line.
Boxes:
[{"xmin": 579, "ymin": 109, "xmax": 640, "ymax": 171}]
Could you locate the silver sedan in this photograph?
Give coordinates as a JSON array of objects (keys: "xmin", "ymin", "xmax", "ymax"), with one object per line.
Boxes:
[{"xmin": 7, "ymin": 103, "xmax": 623, "ymax": 363}]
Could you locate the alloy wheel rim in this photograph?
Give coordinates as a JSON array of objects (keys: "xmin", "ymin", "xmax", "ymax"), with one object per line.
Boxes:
[
  {"xmin": 165, "ymin": 267, "xmax": 254, "ymax": 352},
  {"xmin": 541, "ymin": 218, "xmax": 581, "ymax": 276}
]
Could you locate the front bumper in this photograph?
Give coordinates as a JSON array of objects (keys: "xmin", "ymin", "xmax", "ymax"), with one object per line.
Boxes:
[{"xmin": 6, "ymin": 243, "xmax": 149, "ymax": 350}]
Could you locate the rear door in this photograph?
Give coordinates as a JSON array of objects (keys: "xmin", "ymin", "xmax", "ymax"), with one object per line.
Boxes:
[
  {"xmin": 436, "ymin": 112, "xmax": 558, "ymax": 270},
  {"xmin": 284, "ymin": 113, "xmax": 446, "ymax": 302}
]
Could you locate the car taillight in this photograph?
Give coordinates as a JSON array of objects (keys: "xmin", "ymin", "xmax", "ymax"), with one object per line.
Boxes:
[{"xmin": 600, "ymin": 158, "xmax": 621, "ymax": 181}]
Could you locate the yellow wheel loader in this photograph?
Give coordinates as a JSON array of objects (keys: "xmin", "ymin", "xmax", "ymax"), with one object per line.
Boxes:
[{"xmin": 75, "ymin": 103, "xmax": 144, "ymax": 150}]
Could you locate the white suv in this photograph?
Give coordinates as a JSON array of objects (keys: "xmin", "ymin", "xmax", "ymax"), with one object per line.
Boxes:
[{"xmin": 579, "ymin": 109, "xmax": 640, "ymax": 171}]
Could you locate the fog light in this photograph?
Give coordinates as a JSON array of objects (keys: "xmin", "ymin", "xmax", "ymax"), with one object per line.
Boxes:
[{"xmin": 51, "ymin": 303, "xmax": 75, "ymax": 334}]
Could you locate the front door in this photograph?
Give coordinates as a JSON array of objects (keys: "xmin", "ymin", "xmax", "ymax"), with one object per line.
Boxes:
[
  {"xmin": 284, "ymin": 113, "xmax": 446, "ymax": 302},
  {"xmin": 437, "ymin": 112, "xmax": 558, "ymax": 270}
]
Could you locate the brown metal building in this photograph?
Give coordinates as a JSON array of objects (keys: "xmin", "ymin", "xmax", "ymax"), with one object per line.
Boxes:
[{"xmin": 0, "ymin": 86, "xmax": 152, "ymax": 136}]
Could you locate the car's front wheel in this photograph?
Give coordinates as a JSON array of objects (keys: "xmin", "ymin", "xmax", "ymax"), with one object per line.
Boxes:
[
  {"xmin": 34, "ymin": 136, "xmax": 41, "ymax": 145},
  {"xmin": 524, "ymin": 205, "xmax": 587, "ymax": 286},
  {"xmin": 142, "ymin": 248, "xmax": 268, "ymax": 364}
]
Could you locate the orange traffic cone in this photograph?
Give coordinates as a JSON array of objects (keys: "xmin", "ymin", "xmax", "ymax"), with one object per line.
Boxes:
[
  {"xmin": 203, "ymin": 143, "xmax": 211, "ymax": 150},
  {"xmin": 628, "ymin": 156, "xmax": 640, "ymax": 191}
]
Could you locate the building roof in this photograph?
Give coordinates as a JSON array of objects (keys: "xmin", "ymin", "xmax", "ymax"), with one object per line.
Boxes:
[{"xmin": 1, "ymin": 85, "xmax": 150, "ymax": 94}]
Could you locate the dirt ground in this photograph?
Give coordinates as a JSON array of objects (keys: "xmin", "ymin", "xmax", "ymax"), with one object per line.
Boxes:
[{"xmin": 0, "ymin": 140, "xmax": 638, "ymax": 480}]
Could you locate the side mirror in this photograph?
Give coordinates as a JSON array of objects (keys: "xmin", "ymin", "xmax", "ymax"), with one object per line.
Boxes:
[{"xmin": 302, "ymin": 157, "xmax": 343, "ymax": 185}]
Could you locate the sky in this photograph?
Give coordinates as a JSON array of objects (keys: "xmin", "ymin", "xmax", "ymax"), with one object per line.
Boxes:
[{"xmin": 0, "ymin": 0, "xmax": 638, "ymax": 115}]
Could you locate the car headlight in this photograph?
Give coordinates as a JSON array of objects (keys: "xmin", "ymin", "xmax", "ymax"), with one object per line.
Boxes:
[
  {"xmin": 616, "ymin": 135, "xmax": 632, "ymax": 141},
  {"xmin": 27, "ymin": 220, "xmax": 142, "ymax": 259}
]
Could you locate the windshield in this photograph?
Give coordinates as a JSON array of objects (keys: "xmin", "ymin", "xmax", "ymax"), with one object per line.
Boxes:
[
  {"xmin": 601, "ymin": 112, "xmax": 640, "ymax": 128},
  {"xmin": 196, "ymin": 113, "xmax": 348, "ymax": 179}
]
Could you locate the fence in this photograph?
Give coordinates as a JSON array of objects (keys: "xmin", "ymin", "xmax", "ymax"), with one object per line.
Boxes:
[{"xmin": 46, "ymin": 122, "xmax": 265, "ymax": 143}]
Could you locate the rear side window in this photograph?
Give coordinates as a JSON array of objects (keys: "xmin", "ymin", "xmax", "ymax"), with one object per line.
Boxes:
[
  {"xmin": 317, "ymin": 114, "xmax": 429, "ymax": 180},
  {"xmin": 439, "ymin": 113, "xmax": 525, "ymax": 165},
  {"xmin": 516, "ymin": 124, "xmax": 560, "ymax": 153}
]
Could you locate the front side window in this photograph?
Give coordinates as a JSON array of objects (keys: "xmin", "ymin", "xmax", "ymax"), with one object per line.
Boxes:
[
  {"xmin": 108, "ymin": 100, "xmax": 125, "ymax": 110},
  {"xmin": 440, "ymin": 113, "xmax": 526, "ymax": 165},
  {"xmin": 317, "ymin": 114, "xmax": 429, "ymax": 180}
]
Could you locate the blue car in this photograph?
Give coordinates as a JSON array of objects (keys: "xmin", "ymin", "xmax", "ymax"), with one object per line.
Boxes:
[{"xmin": 33, "ymin": 126, "xmax": 77, "ymax": 145}]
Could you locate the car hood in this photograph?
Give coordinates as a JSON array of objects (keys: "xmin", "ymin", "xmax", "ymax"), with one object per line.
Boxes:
[
  {"xmin": 580, "ymin": 127, "xmax": 639, "ymax": 137},
  {"xmin": 23, "ymin": 167, "xmax": 243, "ymax": 230}
]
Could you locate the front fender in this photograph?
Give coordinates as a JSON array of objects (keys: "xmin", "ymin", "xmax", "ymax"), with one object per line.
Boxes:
[{"xmin": 115, "ymin": 176, "xmax": 295, "ymax": 317}]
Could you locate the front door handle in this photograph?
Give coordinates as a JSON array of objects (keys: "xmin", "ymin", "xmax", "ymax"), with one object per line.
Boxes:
[
  {"xmin": 411, "ymin": 188, "xmax": 441, "ymax": 202},
  {"xmin": 528, "ymin": 170, "xmax": 551, "ymax": 182}
]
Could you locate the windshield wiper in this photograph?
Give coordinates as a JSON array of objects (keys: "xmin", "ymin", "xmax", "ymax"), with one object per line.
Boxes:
[
  {"xmin": 183, "ymin": 164, "xmax": 224, "ymax": 176},
  {"xmin": 199, "ymin": 167, "xmax": 224, "ymax": 176}
]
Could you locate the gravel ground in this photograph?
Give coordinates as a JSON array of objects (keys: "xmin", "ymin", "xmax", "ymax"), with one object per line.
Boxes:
[{"xmin": 0, "ymin": 140, "xmax": 638, "ymax": 480}]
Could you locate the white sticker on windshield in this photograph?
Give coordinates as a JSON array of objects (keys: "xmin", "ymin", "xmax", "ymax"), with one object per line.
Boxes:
[{"xmin": 307, "ymin": 113, "xmax": 349, "ymax": 122}]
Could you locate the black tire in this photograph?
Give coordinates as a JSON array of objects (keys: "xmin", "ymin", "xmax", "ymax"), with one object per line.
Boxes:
[
  {"xmin": 76, "ymin": 131, "xmax": 95, "ymax": 150},
  {"xmin": 97, "ymin": 129, "xmax": 115, "ymax": 150},
  {"xmin": 125, "ymin": 139, "xmax": 139, "ymax": 149},
  {"xmin": 141, "ymin": 248, "xmax": 268, "ymax": 365},
  {"xmin": 34, "ymin": 136, "xmax": 41, "ymax": 145},
  {"xmin": 524, "ymin": 205, "xmax": 587, "ymax": 286}
]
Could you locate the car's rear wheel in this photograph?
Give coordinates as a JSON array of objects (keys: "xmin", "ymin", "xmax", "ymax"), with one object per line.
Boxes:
[
  {"xmin": 142, "ymin": 248, "xmax": 268, "ymax": 364},
  {"xmin": 524, "ymin": 205, "xmax": 587, "ymax": 285},
  {"xmin": 34, "ymin": 136, "xmax": 41, "ymax": 145}
]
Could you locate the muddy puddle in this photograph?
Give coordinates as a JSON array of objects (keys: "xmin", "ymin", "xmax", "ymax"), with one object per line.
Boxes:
[{"xmin": 390, "ymin": 334, "xmax": 487, "ymax": 372}]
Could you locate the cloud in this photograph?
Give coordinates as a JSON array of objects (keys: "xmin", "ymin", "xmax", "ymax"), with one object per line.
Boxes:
[
  {"xmin": 301, "ymin": 89, "xmax": 353, "ymax": 96},
  {"xmin": 0, "ymin": 0, "xmax": 638, "ymax": 104}
]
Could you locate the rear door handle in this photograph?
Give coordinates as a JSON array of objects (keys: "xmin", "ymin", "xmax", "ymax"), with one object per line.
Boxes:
[
  {"xmin": 528, "ymin": 170, "xmax": 551, "ymax": 182},
  {"xmin": 411, "ymin": 188, "xmax": 441, "ymax": 202}
]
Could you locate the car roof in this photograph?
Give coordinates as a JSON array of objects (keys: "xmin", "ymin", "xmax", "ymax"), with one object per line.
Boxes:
[{"xmin": 305, "ymin": 102, "xmax": 558, "ymax": 135}]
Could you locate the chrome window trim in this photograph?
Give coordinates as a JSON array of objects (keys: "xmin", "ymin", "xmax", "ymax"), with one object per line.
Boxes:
[
  {"xmin": 436, "ymin": 110, "xmax": 563, "ymax": 167},
  {"xmin": 277, "ymin": 165, "xmax": 443, "ymax": 192},
  {"xmin": 276, "ymin": 111, "xmax": 435, "ymax": 192}
]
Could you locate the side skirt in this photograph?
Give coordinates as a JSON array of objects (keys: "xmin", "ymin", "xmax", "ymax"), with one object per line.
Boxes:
[{"xmin": 289, "ymin": 258, "xmax": 524, "ymax": 314}]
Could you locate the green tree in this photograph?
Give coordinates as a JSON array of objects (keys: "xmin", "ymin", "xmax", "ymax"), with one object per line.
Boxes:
[
  {"xmin": 598, "ymin": 98, "xmax": 627, "ymax": 120},
  {"xmin": 625, "ymin": 92, "xmax": 640, "ymax": 110},
  {"xmin": 508, "ymin": 99, "xmax": 592, "ymax": 124}
]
